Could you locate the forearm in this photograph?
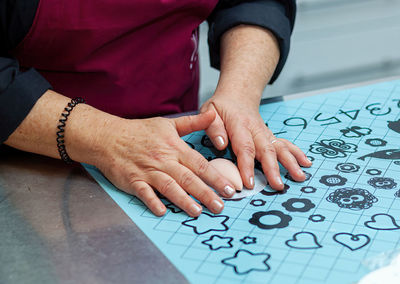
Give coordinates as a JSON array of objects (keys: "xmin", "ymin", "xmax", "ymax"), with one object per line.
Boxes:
[
  {"xmin": 4, "ymin": 90, "xmax": 116, "ymax": 166},
  {"xmin": 201, "ymin": 24, "xmax": 308, "ymax": 191},
  {"xmin": 215, "ymin": 24, "xmax": 280, "ymax": 106}
]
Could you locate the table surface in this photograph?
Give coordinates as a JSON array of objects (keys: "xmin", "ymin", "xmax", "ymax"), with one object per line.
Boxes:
[{"xmin": 1, "ymin": 76, "xmax": 399, "ymax": 284}]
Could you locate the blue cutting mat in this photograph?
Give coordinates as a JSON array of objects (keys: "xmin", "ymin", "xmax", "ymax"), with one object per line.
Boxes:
[{"xmin": 84, "ymin": 80, "xmax": 400, "ymax": 284}]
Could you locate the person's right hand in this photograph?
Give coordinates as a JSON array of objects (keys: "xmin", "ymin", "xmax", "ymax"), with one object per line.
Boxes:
[{"xmin": 96, "ymin": 110, "xmax": 237, "ymax": 217}]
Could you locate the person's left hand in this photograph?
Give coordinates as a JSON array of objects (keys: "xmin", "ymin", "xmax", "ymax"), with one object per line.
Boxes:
[{"xmin": 200, "ymin": 93, "xmax": 312, "ymax": 190}]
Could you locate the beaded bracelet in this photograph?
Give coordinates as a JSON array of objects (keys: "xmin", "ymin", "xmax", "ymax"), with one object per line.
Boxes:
[{"xmin": 56, "ymin": 97, "xmax": 86, "ymax": 164}]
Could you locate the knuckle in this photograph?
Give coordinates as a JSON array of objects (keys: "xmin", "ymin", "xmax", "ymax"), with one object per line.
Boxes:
[
  {"xmin": 197, "ymin": 188, "xmax": 212, "ymax": 203},
  {"xmin": 252, "ymin": 127, "xmax": 265, "ymax": 139},
  {"xmin": 195, "ymin": 156, "xmax": 209, "ymax": 176},
  {"xmin": 279, "ymin": 138, "xmax": 290, "ymax": 144},
  {"xmin": 179, "ymin": 171, "xmax": 195, "ymax": 189},
  {"xmin": 262, "ymin": 145, "xmax": 277, "ymax": 156},
  {"xmin": 127, "ymin": 171, "xmax": 140, "ymax": 186},
  {"xmin": 165, "ymin": 136, "xmax": 180, "ymax": 150},
  {"xmin": 158, "ymin": 179, "xmax": 175, "ymax": 196},
  {"xmin": 134, "ymin": 185, "xmax": 148, "ymax": 199},
  {"xmin": 278, "ymin": 143, "xmax": 290, "ymax": 152},
  {"xmin": 240, "ymin": 143, "xmax": 256, "ymax": 157},
  {"xmin": 148, "ymin": 150, "xmax": 167, "ymax": 162},
  {"xmin": 278, "ymin": 138, "xmax": 291, "ymax": 148}
]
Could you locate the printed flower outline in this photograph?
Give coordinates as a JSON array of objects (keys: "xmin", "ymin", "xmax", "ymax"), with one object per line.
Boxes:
[
  {"xmin": 282, "ymin": 198, "xmax": 316, "ymax": 213},
  {"xmin": 301, "ymin": 186, "xmax": 317, "ymax": 194},
  {"xmin": 335, "ymin": 162, "xmax": 360, "ymax": 173},
  {"xmin": 368, "ymin": 177, "xmax": 397, "ymax": 189},
  {"xmin": 326, "ymin": 187, "xmax": 378, "ymax": 210},
  {"xmin": 308, "ymin": 214, "xmax": 326, "ymax": 222},
  {"xmin": 250, "ymin": 199, "xmax": 266, "ymax": 207},
  {"xmin": 319, "ymin": 174, "xmax": 348, "ymax": 187},
  {"xmin": 249, "ymin": 210, "xmax": 292, "ymax": 230}
]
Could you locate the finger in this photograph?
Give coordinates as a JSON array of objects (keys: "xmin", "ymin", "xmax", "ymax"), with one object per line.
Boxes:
[
  {"xmin": 230, "ymin": 126, "xmax": 256, "ymax": 189},
  {"xmin": 202, "ymin": 103, "xmax": 228, "ymax": 150},
  {"xmin": 173, "ymin": 110, "xmax": 215, "ymax": 137},
  {"xmin": 254, "ymin": 134, "xmax": 284, "ymax": 190},
  {"xmin": 281, "ymin": 139, "xmax": 313, "ymax": 167},
  {"xmin": 273, "ymin": 140, "xmax": 306, "ymax": 182},
  {"xmin": 129, "ymin": 181, "xmax": 166, "ymax": 216},
  {"xmin": 179, "ymin": 147, "xmax": 236, "ymax": 196},
  {"xmin": 148, "ymin": 171, "xmax": 203, "ymax": 217},
  {"xmin": 168, "ymin": 163, "xmax": 225, "ymax": 214}
]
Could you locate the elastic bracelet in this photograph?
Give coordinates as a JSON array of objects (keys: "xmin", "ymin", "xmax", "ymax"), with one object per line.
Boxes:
[{"xmin": 56, "ymin": 97, "xmax": 86, "ymax": 164}]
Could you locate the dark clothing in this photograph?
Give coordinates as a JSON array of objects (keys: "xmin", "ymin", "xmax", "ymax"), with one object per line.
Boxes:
[
  {"xmin": 0, "ymin": 0, "xmax": 296, "ymax": 143},
  {"xmin": 208, "ymin": 0, "xmax": 295, "ymax": 83}
]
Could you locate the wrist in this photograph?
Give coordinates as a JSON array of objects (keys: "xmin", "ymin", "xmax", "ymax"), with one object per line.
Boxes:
[
  {"xmin": 212, "ymin": 84, "xmax": 262, "ymax": 110},
  {"xmin": 65, "ymin": 104, "xmax": 120, "ymax": 167},
  {"xmin": 216, "ymin": 24, "xmax": 280, "ymax": 108}
]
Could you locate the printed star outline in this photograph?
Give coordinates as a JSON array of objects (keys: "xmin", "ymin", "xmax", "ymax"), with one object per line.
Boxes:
[
  {"xmin": 182, "ymin": 212, "xmax": 229, "ymax": 235},
  {"xmin": 202, "ymin": 235, "xmax": 233, "ymax": 251},
  {"xmin": 240, "ymin": 236, "xmax": 257, "ymax": 245},
  {"xmin": 221, "ymin": 249, "xmax": 271, "ymax": 275}
]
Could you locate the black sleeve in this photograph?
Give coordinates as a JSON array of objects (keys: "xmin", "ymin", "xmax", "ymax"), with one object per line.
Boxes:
[
  {"xmin": 0, "ymin": 0, "xmax": 51, "ymax": 144},
  {"xmin": 207, "ymin": 0, "xmax": 296, "ymax": 84}
]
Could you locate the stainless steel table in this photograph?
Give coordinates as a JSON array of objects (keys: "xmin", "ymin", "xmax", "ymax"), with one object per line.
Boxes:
[
  {"xmin": 0, "ymin": 147, "xmax": 188, "ymax": 284},
  {"xmin": 1, "ymin": 76, "xmax": 399, "ymax": 284}
]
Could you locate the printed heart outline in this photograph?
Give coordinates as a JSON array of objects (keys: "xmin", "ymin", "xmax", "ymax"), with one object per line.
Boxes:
[
  {"xmin": 364, "ymin": 213, "xmax": 400, "ymax": 231},
  {"xmin": 285, "ymin": 231, "xmax": 322, "ymax": 250},
  {"xmin": 333, "ymin": 233, "xmax": 370, "ymax": 251}
]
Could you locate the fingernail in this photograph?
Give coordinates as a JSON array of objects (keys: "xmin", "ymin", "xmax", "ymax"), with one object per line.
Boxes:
[
  {"xmin": 249, "ymin": 176, "xmax": 254, "ymax": 188},
  {"xmin": 211, "ymin": 200, "xmax": 224, "ymax": 212},
  {"xmin": 224, "ymin": 185, "xmax": 235, "ymax": 196},
  {"xmin": 276, "ymin": 176, "xmax": 284, "ymax": 186},
  {"xmin": 298, "ymin": 169, "xmax": 305, "ymax": 177},
  {"xmin": 216, "ymin": 136, "xmax": 225, "ymax": 148},
  {"xmin": 157, "ymin": 205, "xmax": 165, "ymax": 215},
  {"xmin": 190, "ymin": 204, "xmax": 202, "ymax": 215}
]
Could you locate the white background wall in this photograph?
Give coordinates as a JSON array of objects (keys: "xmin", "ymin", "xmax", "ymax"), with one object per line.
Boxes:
[{"xmin": 198, "ymin": 0, "xmax": 400, "ymax": 105}]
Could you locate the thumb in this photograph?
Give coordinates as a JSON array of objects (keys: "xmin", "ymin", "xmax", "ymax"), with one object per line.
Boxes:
[
  {"xmin": 201, "ymin": 103, "xmax": 228, "ymax": 151},
  {"xmin": 173, "ymin": 110, "xmax": 216, "ymax": 137}
]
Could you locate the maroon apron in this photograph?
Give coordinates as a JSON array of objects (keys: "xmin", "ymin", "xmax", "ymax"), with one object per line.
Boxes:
[{"xmin": 13, "ymin": 0, "xmax": 218, "ymax": 118}]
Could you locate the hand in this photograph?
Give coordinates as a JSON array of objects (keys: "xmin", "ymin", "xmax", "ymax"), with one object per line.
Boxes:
[
  {"xmin": 200, "ymin": 95, "xmax": 312, "ymax": 190},
  {"xmin": 96, "ymin": 110, "xmax": 236, "ymax": 217}
]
